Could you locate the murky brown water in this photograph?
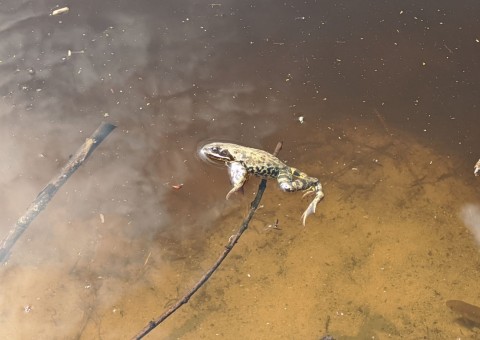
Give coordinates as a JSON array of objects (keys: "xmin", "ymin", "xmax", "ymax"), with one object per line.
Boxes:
[{"xmin": 1, "ymin": 1, "xmax": 480, "ymax": 339}]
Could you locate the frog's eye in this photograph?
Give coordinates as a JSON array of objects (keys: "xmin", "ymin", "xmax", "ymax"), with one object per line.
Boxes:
[
  {"xmin": 211, "ymin": 147, "xmax": 226, "ymax": 155},
  {"xmin": 219, "ymin": 150, "xmax": 230, "ymax": 157},
  {"xmin": 215, "ymin": 148, "xmax": 233, "ymax": 160}
]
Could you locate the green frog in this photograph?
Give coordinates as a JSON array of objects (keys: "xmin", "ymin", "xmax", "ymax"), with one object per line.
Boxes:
[{"xmin": 200, "ymin": 142, "xmax": 324, "ymax": 225}]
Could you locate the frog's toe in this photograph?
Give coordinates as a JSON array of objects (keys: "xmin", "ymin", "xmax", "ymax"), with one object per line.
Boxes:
[
  {"xmin": 301, "ymin": 201, "xmax": 317, "ymax": 226},
  {"xmin": 302, "ymin": 190, "xmax": 315, "ymax": 198}
]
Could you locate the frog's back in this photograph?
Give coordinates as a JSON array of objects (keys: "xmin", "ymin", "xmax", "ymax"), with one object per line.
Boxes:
[{"xmin": 227, "ymin": 143, "xmax": 286, "ymax": 178}]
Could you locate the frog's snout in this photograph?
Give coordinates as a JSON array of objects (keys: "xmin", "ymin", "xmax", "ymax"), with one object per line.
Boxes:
[
  {"xmin": 198, "ymin": 146, "xmax": 211, "ymax": 162},
  {"xmin": 198, "ymin": 144, "xmax": 223, "ymax": 166}
]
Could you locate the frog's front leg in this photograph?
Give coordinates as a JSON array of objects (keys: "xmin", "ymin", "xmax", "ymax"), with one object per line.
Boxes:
[{"xmin": 225, "ymin": 161, "xmax": 248, "ymax": 200}]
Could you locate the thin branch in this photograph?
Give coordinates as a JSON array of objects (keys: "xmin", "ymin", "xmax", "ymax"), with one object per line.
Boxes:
[
  {"xmin": 132, "ymin": 141, "xmax": 283, "ymax": 340},
  {"xmin": 0, "ymin": 122, "xmax": 116, "ymax": 264}
]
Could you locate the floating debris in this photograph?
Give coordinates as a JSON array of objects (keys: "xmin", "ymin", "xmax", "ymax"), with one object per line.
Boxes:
[
  {"xmin": 373, "ymin": 107, "xmax": 392, "ymax": 136},
  {"xmin": 171, "ymin": 183, "xmax": 184, "ymax": 190},
  {"xmin": 264, "ymin": 218, "xmax": 281, "ymax": 231},
  {"xmin": 64, "ymin": 49, "xmax": 85, "ymax": 60},
  {"xmin": 144, "ymin": 251, "xmax": 152, "ymax": 266},
  {"xmin": 51, "ymin": 7, "xmax": 69, "ymax": 16},
  {"xmin": 474, "ymin": 159, "xmax": 480, "ymax": 176}
]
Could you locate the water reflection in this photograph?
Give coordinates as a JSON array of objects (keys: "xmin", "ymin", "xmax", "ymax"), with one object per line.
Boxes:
[{"xmin": 0, "ymin": 0, "xmax": 479, "ymax": 339}]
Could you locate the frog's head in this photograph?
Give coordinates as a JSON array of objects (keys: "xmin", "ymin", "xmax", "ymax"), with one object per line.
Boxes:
[{"xmin": 199, "ymin": 142, "xmax": 235, "ymax": 164}]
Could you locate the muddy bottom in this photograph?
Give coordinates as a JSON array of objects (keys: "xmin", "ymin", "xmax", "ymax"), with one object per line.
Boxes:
[{"xmin": 1, "ymin": 117, "xmax": 480, "ymax": 339}]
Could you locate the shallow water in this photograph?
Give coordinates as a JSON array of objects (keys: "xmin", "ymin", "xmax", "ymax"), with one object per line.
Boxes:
[{"xmin": 1, "ymin": 1, "xmax": 480, "ymax": 339}]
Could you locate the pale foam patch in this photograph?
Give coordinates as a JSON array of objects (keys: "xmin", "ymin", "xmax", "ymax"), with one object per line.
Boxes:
[{"xmin": 461, "ymin": 203, "xmax": 480, "ymax": 246}]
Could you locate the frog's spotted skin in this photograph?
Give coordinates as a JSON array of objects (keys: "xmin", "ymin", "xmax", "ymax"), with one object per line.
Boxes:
[{"xmin": 200, "ymin": 142, "xmax": 324, "ymax": 225}]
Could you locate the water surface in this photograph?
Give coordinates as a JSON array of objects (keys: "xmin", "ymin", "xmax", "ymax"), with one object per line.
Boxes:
[{"xmin": 1, "ymin": 1, "xmax": 480, "ymax": 339}]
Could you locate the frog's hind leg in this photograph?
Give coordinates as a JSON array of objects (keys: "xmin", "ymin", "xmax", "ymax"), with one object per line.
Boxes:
[
  {"xmin": 226, "ymin": 161, "xmax": 248, "ymax": 200},
  {"xmin": 277, "ymin": 167, "xmax": 316, "ymax": 192},
  {"xmin": 277, "ymin": 167, "xmax": 324, "ymax": 226}
]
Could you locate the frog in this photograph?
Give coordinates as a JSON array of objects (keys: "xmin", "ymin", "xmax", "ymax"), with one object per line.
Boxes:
[{"xmin": 199, "ymin": 142, "xmax": 324, "ymax": 225}]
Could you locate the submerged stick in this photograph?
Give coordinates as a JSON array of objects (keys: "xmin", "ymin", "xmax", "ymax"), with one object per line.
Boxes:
[
  {"xmin": 372, "ymin": 107, "xmax": 392, "ymax": 136},
  {"xmin": 132, "ymin": 141, "xmax": 283, "ymax": 340},
  {"xmin": 0, "ymin": 122, "xmax": 116, "ymax": 264},
  {"xmin": 446, "ymin": 300, "xmax": 480, "ymax": 325}
]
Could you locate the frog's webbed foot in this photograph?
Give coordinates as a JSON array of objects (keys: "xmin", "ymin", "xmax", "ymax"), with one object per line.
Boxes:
[{"xmin": 301, "ymin": 184, "xmax": 324, "ymax": 226}]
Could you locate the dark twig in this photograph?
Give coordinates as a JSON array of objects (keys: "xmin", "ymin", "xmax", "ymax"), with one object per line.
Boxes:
[
  {"xmin": 0, "ymin": 122, "xmax": 116, "ymax": 264},
  {"xmin": 132, "ymin": 141, "xmax": 283, "ymax": 340}
]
